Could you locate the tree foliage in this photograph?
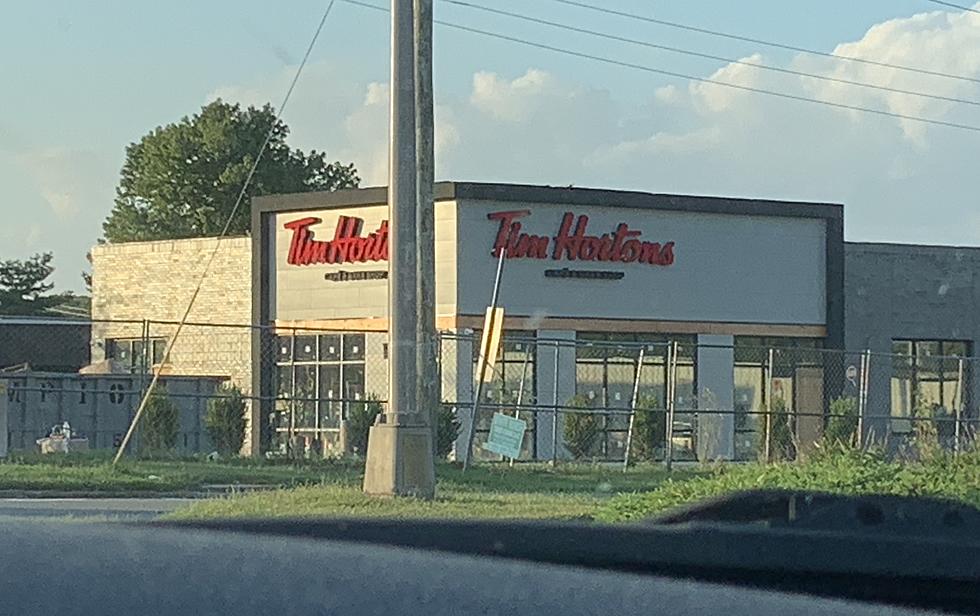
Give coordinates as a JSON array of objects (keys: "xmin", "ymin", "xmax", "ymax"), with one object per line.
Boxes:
[
  {"xmin": 103, "ymin": 100, "xmax": 360, "ymax": 242},
  {"xmin": 629, "ymin": 394, "xmax": 666, "ymax": 462},
  {"xmin": 436, "ymin": 405, "xmax": 462, "ymax": 459},
  {"xmin": 563, "ymin": 394, "xmax": 602, "ymax": 460},
  {"xmin": 0, "ymin": 252, "xmax": 71, "ymax": 315},
  {"xmin": 141, "ymin": 392, "xmax": 180, "ymax": 453},
  {"xmin": 205, "ymin": 385, "xmax": 248, "ymax": 456},
  {"xmin": 825, "ymin": 396, "xmax": 859, "ymax": 446},
  {"xmin": 346, "ymin": 396, "xmax": 383, "ymax": 456}
]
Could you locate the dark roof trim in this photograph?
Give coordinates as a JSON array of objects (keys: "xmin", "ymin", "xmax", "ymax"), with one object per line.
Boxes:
[
  {"xmin": 845, "ymin": 240, "xmax": 980, "ymax": 252},
  {"xmin": 252, "ymin": 181, "xmax": 843, "ymax": 220}
]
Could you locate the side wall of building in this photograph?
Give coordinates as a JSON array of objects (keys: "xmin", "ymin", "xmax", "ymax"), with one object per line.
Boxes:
[
  {"xmin": 90, "ymin": 236, "xmax": 253, "ymax": 391},
  {"xmin": 844, "ymin": 242, "xmax": 980, "ymax": 435}
]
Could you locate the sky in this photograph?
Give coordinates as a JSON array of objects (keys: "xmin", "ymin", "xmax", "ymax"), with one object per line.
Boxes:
[{"xmin": 1, "ymin": 0, "xmax": 978, "ymax": 292}]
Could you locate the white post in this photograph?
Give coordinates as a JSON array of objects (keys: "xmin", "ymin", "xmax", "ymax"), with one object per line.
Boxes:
[
  {"xmin": 664, "ymin": 341, "xmax": 677, "ymax": 471},
  {"xmin": 764, "ymin": 348, "xmax": 774, "ymax": 463},
  {"xmin": 622, "ymin": 347, "xmax": 645, "ymax": 470}
]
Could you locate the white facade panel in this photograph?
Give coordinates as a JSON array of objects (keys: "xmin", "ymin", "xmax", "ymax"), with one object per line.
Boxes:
[
  {"xmin": 270, "ymin": 201, "xmax": 458, "ymax": 323},
  {"xmin": 454, "ymin": 200, "xmax": 827, "ymax": 326}
]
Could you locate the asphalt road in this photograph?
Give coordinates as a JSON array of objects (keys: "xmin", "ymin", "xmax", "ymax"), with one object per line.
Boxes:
[{"xmin": 0, "ymin": 498, "xmax": 195, "ymax": 521}]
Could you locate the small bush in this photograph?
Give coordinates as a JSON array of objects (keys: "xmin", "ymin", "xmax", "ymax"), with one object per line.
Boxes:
[
  {"xmin": 345, "ymin": 396, "xmax": 383, "ymax": 455},
  {"xmin": 826, "ymin": 396, "xmax": 859, "ymax": 446},
  {"xmin": 564, "ymin": 394, "xmax": 602, "ymax": 460},
  {"xmin": 140, "ymin": 392, "xmax": 179, "ymax": 453},
  {"xmin": 205, "ymin": 385, "xmax": 247, "ymax": 456},
  {"xmin": 629, "ymin": 394, "xmax": 665, "ymax": 462},
  {"xmin": 436, "ymin": 405, "xmax": 462, "ymax": 459}
]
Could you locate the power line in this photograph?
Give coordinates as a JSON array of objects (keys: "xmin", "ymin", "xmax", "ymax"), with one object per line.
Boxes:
[
  {"xmin": 342, "ymin": 0, "xmax": 980, "ymax": 134},
  {"xmin": 443, "ymin": 0, "xmax": 980, "ymax": 108},
  {"xmin": 924, "ymin": 0, "xmax": 980, "ymax": 14},
  {"xmin": 543, "ymin": 0, "xmax": 980, "ymax": 85},
  {"xmin": 113, "ymin": 0, "xmax": 339, "ymax": 464}
]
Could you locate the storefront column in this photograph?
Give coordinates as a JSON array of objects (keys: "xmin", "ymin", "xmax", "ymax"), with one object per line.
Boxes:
[
  {"xmin": 449, "ymin": 333, "xmax": 474, "ymax": 462},
  {"xmin": 696, "ymin": 334, "xmax": 735, "ymax": 461},
  {"xmin": 536, "ymin": 330, "xmax": 577, "ymax": 461}
]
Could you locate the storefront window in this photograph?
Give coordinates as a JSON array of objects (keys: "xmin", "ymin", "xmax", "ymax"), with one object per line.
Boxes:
[
  {"xmin": 274, "ymin": 332, "xmax": 368, "ymax": 449},
  {"xmin": 575, "ymin": 333, "xmax": 694, "ymax": 461},
  {"xmin": 733, "ymin": 337, "xmax": 825, "ymax": 461},
  {"xmin": 890, "ymin": 339, "xmax": 969, "ymax": 434}
]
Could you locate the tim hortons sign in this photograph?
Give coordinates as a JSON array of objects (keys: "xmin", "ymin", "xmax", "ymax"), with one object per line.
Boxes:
[
  {"xmin": 282, "ymin": 210, "xmax": 675, "ymax": 267},
  {"xmin": 283, "ymin": 216, "xmax": 388, "ymax": 266},
  {"xmin": 488, "ymin": 209, "xmax": 675, "ymax": 266}
]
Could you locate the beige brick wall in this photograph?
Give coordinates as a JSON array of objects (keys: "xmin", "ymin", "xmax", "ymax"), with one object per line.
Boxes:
[{"xmin": 90, "ymin": 235, "xmax": 253, "ymax": 397}]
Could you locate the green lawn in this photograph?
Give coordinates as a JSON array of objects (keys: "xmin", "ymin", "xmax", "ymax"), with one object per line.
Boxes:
[
  {"xmin": 0, "ymin": 452, "xmax": 361, "ymax": 494},
  {"xmin": 166, "ymin": 462, "xmax": 686, "ymax": 521},
  {"xmin": 597, "ymin": 448, "xmax": 980, "ymax": 522},
  {"xmin": 6, "ymin": 448, "xmax": 978, "ymax": 523}
]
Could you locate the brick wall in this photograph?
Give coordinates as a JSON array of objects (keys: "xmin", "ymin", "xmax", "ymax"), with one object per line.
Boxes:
[{"xmin": 90, "ymin": 236, "xmax": 254, "ymax": 447}]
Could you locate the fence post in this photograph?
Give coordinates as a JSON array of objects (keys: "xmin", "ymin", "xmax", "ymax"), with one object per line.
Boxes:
[
  {"xmin": 857, "ymin": 350, "xmax": 870, "ymax": 448},
  {"xmin": 622, "ymin": 347, "xmax": 646, "ymax": 471},
  {"xmin": 664, "ymin": 341, "xmax": 678, "ymax": 471},
  {"xmin": 509, "ymin": 345, "xmax": 531, "ymax": 467},
  {"xmin": 764, "ymin": 348, "xmax": 774, "ymax": 463},
  {"xmin": 955, "ymin": 357, "xmax": 964, "ymax": 455},
  {"xmin": 551, "ymin": 342, "xmax": 560, "ymax": 467}
]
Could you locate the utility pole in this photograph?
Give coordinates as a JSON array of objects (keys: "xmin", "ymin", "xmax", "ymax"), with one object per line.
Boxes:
[
  {"xmin": 414, "ymin": 0, "xmax": 439, "ymax": 457},
  {"xmin": 363, "ymin": 0, "xmax": 436, "ymax": 498}
]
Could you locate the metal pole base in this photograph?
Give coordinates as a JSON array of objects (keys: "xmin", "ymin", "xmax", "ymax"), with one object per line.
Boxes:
[{"xmin": 362, "ymin": 413, "xmax": 436, "ymax": 499}]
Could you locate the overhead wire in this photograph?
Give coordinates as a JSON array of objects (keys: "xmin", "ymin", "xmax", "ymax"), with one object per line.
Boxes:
[
  {"xmin": 113, "ymin": 0, "xmax": 340, "ymax": 464},
  {"xmin": 923, "ymin": 0, "xmax": 980, "ymax": 14},
  {"xmin": 341, "ymin": 0, "xmax": 980, "ymax": 134},
  {"xmin": 442, "ymin": 0, "xmax": 980, "ymax": 108},
  {"xmin": 542, "ymin": 0, "xmax": 980, "ymax": 85}
]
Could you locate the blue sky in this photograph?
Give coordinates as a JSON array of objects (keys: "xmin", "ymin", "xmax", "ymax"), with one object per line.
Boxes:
[{"xmin": 1, "ymin": 1, "xmax": 977, "ymax": 291}]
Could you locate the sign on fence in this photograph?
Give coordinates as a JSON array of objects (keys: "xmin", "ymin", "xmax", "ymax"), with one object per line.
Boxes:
[{"xmin": 483, "ymin": 412, "xmax": 527, "ymax": 459}]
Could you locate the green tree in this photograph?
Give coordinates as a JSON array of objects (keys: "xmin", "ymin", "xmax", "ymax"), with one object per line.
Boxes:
[
  {"xmin": 141, "ymin": 392, "xmax": 180, "ymax": 453},
  {"xmin": 346, "ymin": 396, "xmax": 383, "ymax": 456},
  {"xmin": 205, "ymin": 385, "xmax": 247, "ymax": 455},
  {"xmin": 563, "ymin": 394, "xmax": 602, "ymax": 460},
  {"xmin": 629, "ymin": 394, "xmax": 666, "ymax": 462},
  {"xmin": 0, "ymin": 252, "xmax": 72, "ymax": 315},
  {"xmin": 825, "ymin": 396, "xmax": 859, "ymax": 446},
  {"xmin": 103, "ymin": 100, "xmax": 360, "ymax": 242},
  {"xmin": 436, "ymin": 405, "xmax": 462, "ymax": 459}
]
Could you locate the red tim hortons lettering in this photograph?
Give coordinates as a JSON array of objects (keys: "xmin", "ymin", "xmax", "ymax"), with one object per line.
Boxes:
[
  {"xmin": 283, "ymin": 216, "xmax": 389, "ymax": 266},
  {"xmin": 487, "ymin": 209, "xmax": 674, "ymax": 267}
]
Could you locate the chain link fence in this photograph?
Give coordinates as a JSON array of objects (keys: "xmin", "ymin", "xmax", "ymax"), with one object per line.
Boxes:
[{"xmin": 0, "ymin": 318, "xmax": 976, "ymax": 462}]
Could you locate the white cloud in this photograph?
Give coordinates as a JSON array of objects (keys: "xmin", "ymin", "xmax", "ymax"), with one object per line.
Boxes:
[{"xmin": 203, "ymin": 6, "xmax": 979, "ymax": 247}]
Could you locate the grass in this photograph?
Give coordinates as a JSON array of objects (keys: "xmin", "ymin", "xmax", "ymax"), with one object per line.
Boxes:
[
  {"xmin": 0, "ymin": 451, "xmax": 361, "ymax": 494},
  {"xmin": 166, "ymin": 462, "xmax": 686, "ymax": 521},
  {"xmin": 7, "ymin": 447, "xmax": 979, "ymax": 524},
  {"xmin": 595, "ymin": 447, "xmax": 980, "ymax": 523}
]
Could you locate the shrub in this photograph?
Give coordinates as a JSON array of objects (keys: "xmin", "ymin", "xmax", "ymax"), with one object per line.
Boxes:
[
  {"xmin": 205, "ymin": 385, "xmax": 247, "ymax": 456},
  {"xmin": 758, "ymin": 397, "xmax": 795, "ymax": 462},
  {"xmin": 345, "ymin": 396, "xmax": 383, "ymax": 455},
  {"xmin": 563, "ymin": 394, "xmax": 602, "ymax": 460},
  {"xmin": 140, "ymin": 392, "xmax": 179, "ymax": 453},
  {"xmin": 596, "ymin": 446, "xmax": 980, "ymax": 523},
  {"xmin": 629, "ymin": 394, "xmax": 665, "ymax": 462},
  {"xmin": 436, "ymin": 405, "xmax": 462, "ymax": 459},
  {"xmin": 825, "ymin": 396, "xmax": 859, "ymax": 446}
]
